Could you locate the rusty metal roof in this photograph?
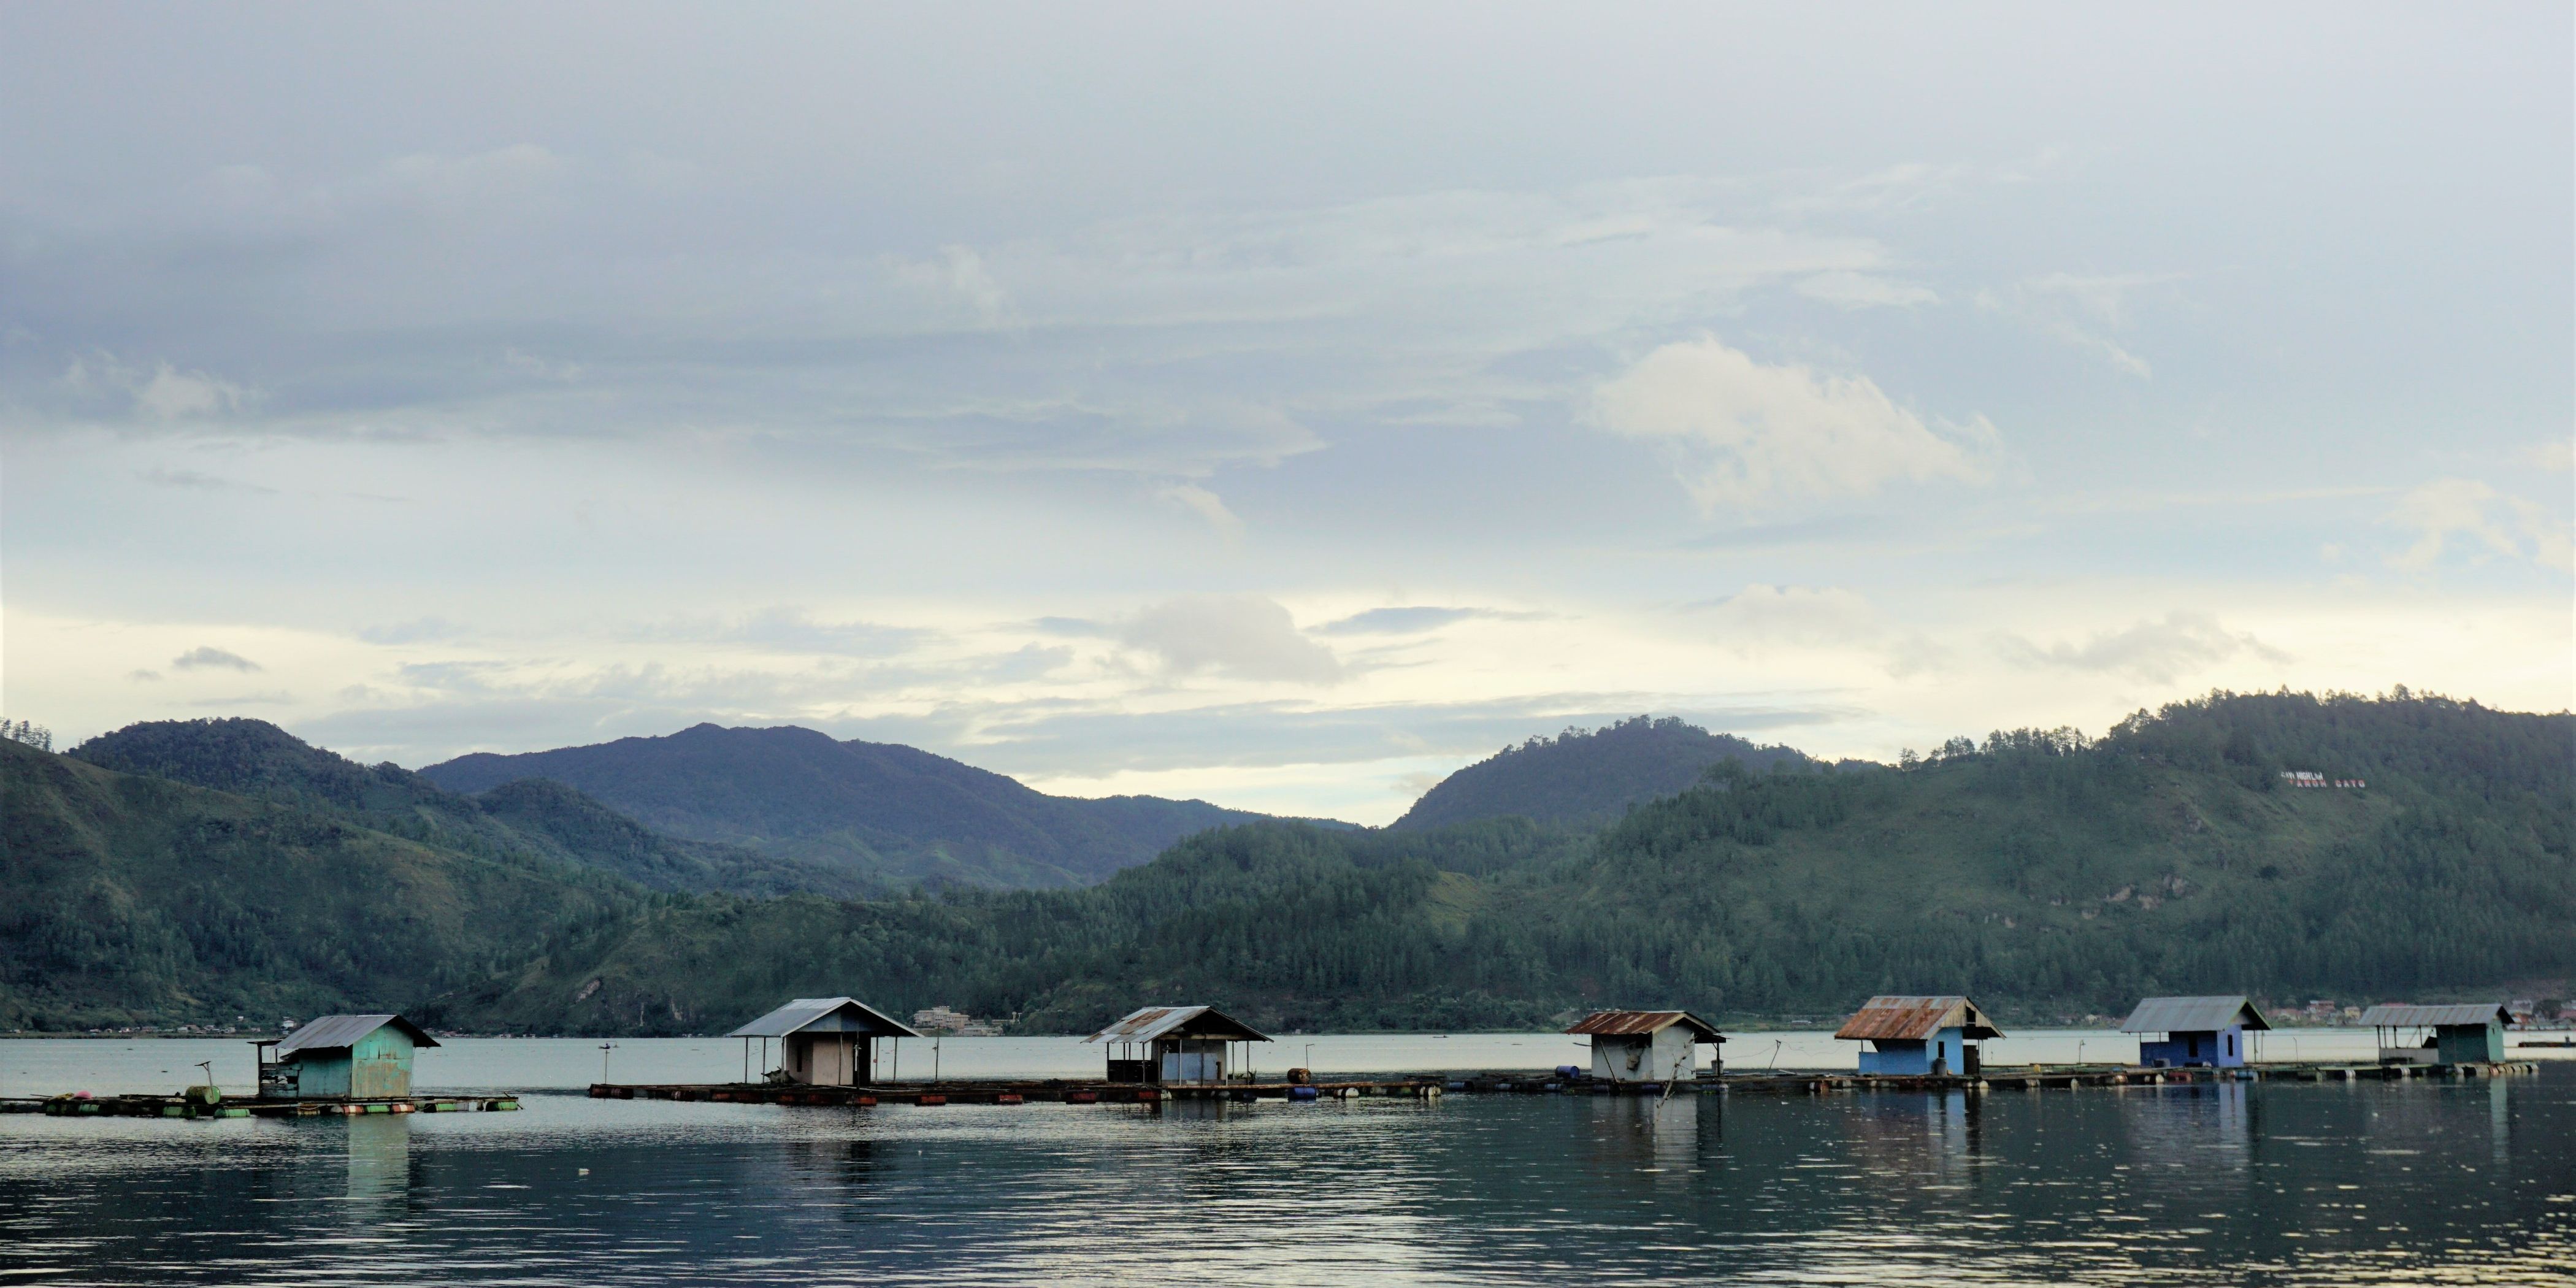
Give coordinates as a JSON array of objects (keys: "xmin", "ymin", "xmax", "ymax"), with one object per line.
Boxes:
[
  {"xmin": 2358, "ymin": 1003, "xmax": 2510, "ymax": 1029},
  {"xmin": 727, "ymin": 997, "xmax": 921, "ymax": 1039},
  {"xmin": 2120, "ymin": 995, "xmax": 2269, "ymax": 1035},
  {"xmin": 1833, "ymin": 995, "xmax": 2003, "ymax": 1041},
  {"xmin": 275, "ymin": 1014, "xmax": 439, "ymax": 1057},
  {"xmin": 1082, "ymin": 1005, "xmax": 1270, "ymax": 1044},
  {"xmin": 1564, "ymin": 1010, "xmax": 1725, "ymax": 1041}
]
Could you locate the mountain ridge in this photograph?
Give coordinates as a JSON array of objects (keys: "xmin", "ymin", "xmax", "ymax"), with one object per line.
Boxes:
[{"xmin": 419, "ymin": 723, "xmax": 1273, "ymax": 889}]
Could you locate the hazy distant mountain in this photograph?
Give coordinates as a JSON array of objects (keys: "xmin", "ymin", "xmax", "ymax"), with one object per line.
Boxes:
[
  {"xmin": 419, "ymin": 723, "xmax": 1270, "ymax": 888},
  {"xmin": 68, "ymin": 718, "xmax": 867, "ymax": 899},
  {"xmin": 1391, "ymin": 715, "xmax": 1817, "ymax": 831}
]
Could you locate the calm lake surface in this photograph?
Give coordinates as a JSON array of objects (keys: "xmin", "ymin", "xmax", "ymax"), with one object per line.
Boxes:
[{"xmin": 4, "ymin": 1035, "xmax": 2572, "ymax": 1286}]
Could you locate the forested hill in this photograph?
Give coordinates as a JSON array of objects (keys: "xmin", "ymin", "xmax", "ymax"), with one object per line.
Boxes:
[
  {"xmin": 439, "ymin": 690, "xmax": 2575, "ymax": 1035},
  {"xmin": 12, "ymin": 691, "xmax": 2567, "ymax": 1036},
  {"xmin": 68, "ymin": 719, "xmax": 867, "ymax": 900},
  {"xmin": 0, "ymin": 737, "xmax": 650, "ymax": 1030},
  {"xmin": 1392, "ymin": 716, "xmax": 1813, "ymax": 830},
  {"xmin": 419, "ymin": 723, "xmax": 1270, "ymax": 889}
]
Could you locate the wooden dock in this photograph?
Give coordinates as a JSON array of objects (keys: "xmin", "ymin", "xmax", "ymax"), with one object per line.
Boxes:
[
  {"xmin": 589, "ymin": 1059, "xmax": 2542, "ymax": 1107},
  {"xmin": 1, "ymin": 1093, "xmax": 522, "ymax": 1119}
]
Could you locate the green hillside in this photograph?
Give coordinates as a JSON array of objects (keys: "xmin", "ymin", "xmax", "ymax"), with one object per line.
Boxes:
[
  {"xmin": 1392, "ymin": 715, "xmax": 1813, "ymax": 830},
  {"xmin": 69, "ymin": 719, "xmax": 867, "ymax": 899},
  {"xmin": 10, "ymin": 691, "xmax": 2566, "ymax": 1037},
  {"xmin": 0, "ymin": 738, "xmax": 646, "ymax": 1031},
  {"xmin": 418, "ymin": 723, "xmax": 1274, "ymax": 889},
  {"xmin": 429, "ymin": 691, "xmax": 2576, "ymax": 1035}
]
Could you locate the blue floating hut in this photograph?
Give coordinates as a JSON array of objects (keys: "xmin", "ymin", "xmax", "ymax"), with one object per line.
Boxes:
[
  {"xmin": 255, "ymin": 1014, "xmax": 440, "ymax": 1100},
  {"xmin": 2121, "ymin": 995, "xmax": 2268, "ymax": 1068},
  {"xmin": 1835, "ymin": 995, "xmax": 2001, "ymax": 1076}
]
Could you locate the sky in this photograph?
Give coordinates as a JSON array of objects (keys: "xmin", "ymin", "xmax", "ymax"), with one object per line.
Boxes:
[{"xmin": 2, "ymin": 3, "xmax": 2569, "ymax": 824}]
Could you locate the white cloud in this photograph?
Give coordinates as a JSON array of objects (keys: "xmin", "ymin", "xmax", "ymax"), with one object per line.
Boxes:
[
  {"xmin": 1795, "ymin": 270, "xmax": 1937, "ymax": 309},
  {"xmin": 1587, "ymin": 337, "xmax": 1993, "ymax": 508},
  {"xmin": 1117, "ymin": 595, "xmax": 1343, "ymax": 684},
  {"xmin": 1156, "ymin": 483, "xmax": 1246, "ymax": 545},
  {"xmin": 1977, "ymin": 272, "xmax": 2174, "ymax": 378},
  {"xmin": 1693, "ymin": 584, "xmax": 1880, "ymax": 647},
  {"xmin": 1999, "ymin": 611, "xmax": 2290, "ymax": 684},
  {"xmin": 2385, "ymin": 478, "xmax": 2573, "ymax": 574}
]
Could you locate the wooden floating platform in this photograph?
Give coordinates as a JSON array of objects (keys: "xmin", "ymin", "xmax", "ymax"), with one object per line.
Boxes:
[
  {"xmin": 589, "ymin": 1060, "xmax": 2542, "ymax": 1108},
  {"xmin": 0, "ymin": 1093, "xmax": 521, "ymax": 1119},
  {"xmin": 589, "ymin": 1078, "xmax": 1444, "ymax": 1105}
]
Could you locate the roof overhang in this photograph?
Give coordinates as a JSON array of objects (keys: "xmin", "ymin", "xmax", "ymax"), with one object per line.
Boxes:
[
  {"xmin": 1565, "ymin": 1010, "xmax": 1725, "ymax": 1041},
  {"xmin": 728, "ymin": 997, "xmax": 921, "ymax": 1039},
  {"xmin": 1084, "ymin": 1005, "xmax": 1271, "ymax": 1044}
]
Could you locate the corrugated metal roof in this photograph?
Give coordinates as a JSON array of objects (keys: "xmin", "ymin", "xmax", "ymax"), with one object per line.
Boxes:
[
  {"xmin": 727, "ymin": 997, "xmax": 921, "ymax": 1038},
  {"xmin": 2120, "ymin": 995, "xmax": 2269, "ymax": 1035},
  {"xmin": 1564, "ymin": 1010, "xmax": 1726, "ymax": 1041},
  {"xmin": 275, "ymin": 1014, "xmax": 439, "ymax": 1057},
  {"xmin": 1833, "ymin": 995, "xmax": 2003, "ymax": 1041},
  {"xmin": 2358, "ymin": 1003, "xmax": 2510, "ymax": 1029},
  {"xmin": 1082, "ymin": 1005, "xmax": 1271, "ymax": 1044}
]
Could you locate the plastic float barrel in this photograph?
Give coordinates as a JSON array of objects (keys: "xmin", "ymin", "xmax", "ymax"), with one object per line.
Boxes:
[
  {"xmin": 916, "ymin": 1094, "xmax": 948, "ymax": 1106},
  {"xmin": 1289, "ymin": 1086, "xmax": 1319, "ymax": 1101},
  {"xmin": 1066, "ymin": 1091, "xmax": 1099, "ymax": 1104},
  {"xmin": 996, "ymin": 1094, "xmax": 1024, "ymax": 1105}
]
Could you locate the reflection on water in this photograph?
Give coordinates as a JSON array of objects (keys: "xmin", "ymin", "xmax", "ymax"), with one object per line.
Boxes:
[{"xmin": 1, "ymin": 1062, "xmax": 2570, "ymax": 1284}]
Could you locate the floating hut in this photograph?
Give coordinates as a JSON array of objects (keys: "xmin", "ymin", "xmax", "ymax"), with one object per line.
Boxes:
[
  {"xmin": 727, "ymin": 997, "xmax": 919, "ymax": 1086},
  {"xmin": 2121, "ymin": 995, "xmax": 2268, "ymax": 1068},
  {"xmin": 1565, "ymin": 1010, "xmax": 1726, "ymax": 1083},
  {"xmin": 2359, "ymin": 1002, "xmax": 2511, "ymax": 1067},
  {"xmin": 255, "ymin": 1014, "xmax": 439, "ymax": 1100},
  {"xmin": 1835, "ymin": 995, "xmax": 2001, "ymax": 1076},
  {"xmin": 1084, "ymin": 1005, "xmax": 1270, "ymax": 1085}
]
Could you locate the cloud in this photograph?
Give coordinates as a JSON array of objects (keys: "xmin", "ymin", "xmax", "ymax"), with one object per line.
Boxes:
[
  {"xmin": 1157, "ymin": 483, "xmax": 1246, "ymax": 545},
  {"xmin": 1117, "ymin": 595, "xmax": 1343, "ymax": 684},
  {"xmin": 1977, "ymin": 273, "xmax": 2172, "ymax": 378},
  {"xmin": 1318, "ymin": 607, "xmax": 1493, "ymax": 636},
  {"xmin": 1689, "ymin": 585, "xmax": 1879, "ymax": 647},
  {"xmin": 634, "ymin": 608, "xmax": 932, "ymax": 657},
  {"xmin": 358, "ymin": 618, "xmax": 462, "ymax": 645},
  {"xmin": 135, "ymin": 364, "xmax": 251, "ymax": 420},
  {"xmin": 1795, "ymin": 270, "xmax": 1937, "ymax": 309},
  {"xmin": 2385, "ymin": 478, "xmax": 2574, "ymax": 573},
  {"xmin": 2526, "ymin": 440, "xmax": 2575, "ymax": 473},
  {"xmin": 1999, "ymin": 612, "xmax": 2291, "ymax": 684},
  {"xmin": 134, "ymin": 467, "xmax": 276, "ymax": 494},
  {"xmin": 172, "ymin": 646, "xmax": 263, "ymax": 672},
  {"xmin": 1587, "ymin": 337, "xmax": 1994, "ymax": 509},
  {"xmin": 127, "ymin": 669, "xmax": 163, "ymax": 683}
]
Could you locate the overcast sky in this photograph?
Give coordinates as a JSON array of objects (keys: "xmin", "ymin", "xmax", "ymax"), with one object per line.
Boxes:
[{"xmin": 4, "ymin": 3, "xmax": 2569, "ymax": 822}]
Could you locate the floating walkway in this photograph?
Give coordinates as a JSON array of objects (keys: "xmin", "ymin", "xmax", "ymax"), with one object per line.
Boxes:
[
  {"xmin": 589, "ymin": 1060, "xmax": 2540, "ymax": 1107},
  {"xmin": 1, "ymin": 1092, "xmax": 522, "ymax": 1119},
  {"xmin": 589, "ymin": 1078, "xmax": 1444, "ymax": 1105}
]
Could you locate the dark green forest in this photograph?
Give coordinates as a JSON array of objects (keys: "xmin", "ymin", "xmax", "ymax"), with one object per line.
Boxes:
[{"xmin": 6, "ymin": 690, "xmax": 2568, "ymax": 1035}]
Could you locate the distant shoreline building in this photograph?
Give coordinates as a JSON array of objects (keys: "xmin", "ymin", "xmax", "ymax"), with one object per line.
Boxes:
[{"xmin": 910, "ymin": 1005, "xmax": 1003, "ymax": 1037}]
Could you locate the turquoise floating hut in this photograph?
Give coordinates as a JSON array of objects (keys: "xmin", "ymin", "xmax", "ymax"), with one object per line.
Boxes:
[
  {"xmin": 2359, "ymin": 1003, "xmax": 2511, "ymax": 1067},
  {"xmin": 255, "ymin": 1014, "xmax": 439, "ymax": 1099}
]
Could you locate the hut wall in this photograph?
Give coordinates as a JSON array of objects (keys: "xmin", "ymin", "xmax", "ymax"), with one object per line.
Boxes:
[
  {"xmin": 1858, "ymin": 1027, "xmax": 1971, "ymax": 1076},
  {"xmin": 2141, "ymin": 1025, "xmax": 2248, "ymax": 1069},
  {"xmin": 1590, "ymin": 1028, "xmax": 1704, "ymax": 1082},
  {"xmin": 785, "ymin": 1033, "xmax": 861, "ymax": 1086},
  {"xmin": 291, "ymin": 1054, "xmax": 354, "ymax": 1098},
  {"xmin": 2435, "ymin": 1022, "xmax": 2504, "ymax": 1065},
  {"xmin": 1156, "ymin": 1038, "xmax": 1227, "ymax": 1084},
  {"xmin": 347, "ymin": 1027, "xmax": 418, "ymax": 1098}
]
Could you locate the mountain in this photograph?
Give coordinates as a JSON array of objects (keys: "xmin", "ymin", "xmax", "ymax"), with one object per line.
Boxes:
[
  {"xmin": 15, "ymin": 690, "xmax": 2567, "ymax": 1037},
  {"xmin": 0, "ymin": 737, "xmax": 645, "ymax": 1031},
  {"xmin": 418, "ymin": 723, "xmax": 1270, "ymax": 889},
  {"xmin": 435, "ymin": 690, "xmax": 2576, "ymax": 1035},
  {"xmin": 1392, "ymin": 715, "xmax": 1815, "ymax": 830},
  {"xmin": 69, "ymin": 719, "xmax": 868, "ymax": 899}
]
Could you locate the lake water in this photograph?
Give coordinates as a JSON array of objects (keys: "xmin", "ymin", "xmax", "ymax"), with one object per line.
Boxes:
[{"xmin": 4, "ymin": 1034, "xmax": 2572, "ymax": 1285}]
